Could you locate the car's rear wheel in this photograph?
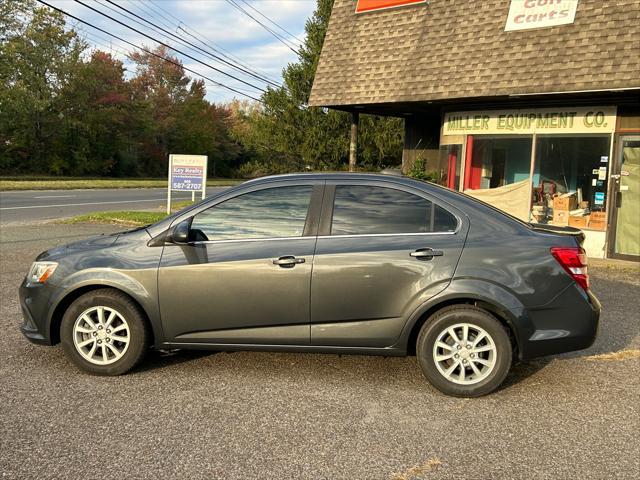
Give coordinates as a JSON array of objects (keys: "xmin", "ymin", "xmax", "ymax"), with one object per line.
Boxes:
[
  {"xmin": 416, "ymin": 305, "xmax": 512, "ymax": 397},
  {"xmin": 60, "ymin": 289, "xmax": 150, "ymax": 375}
]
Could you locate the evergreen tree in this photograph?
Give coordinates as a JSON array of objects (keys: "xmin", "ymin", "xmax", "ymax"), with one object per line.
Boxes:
[{"xmin": 241, "ymin": 0, "xmax": 403, "ymax": 171}]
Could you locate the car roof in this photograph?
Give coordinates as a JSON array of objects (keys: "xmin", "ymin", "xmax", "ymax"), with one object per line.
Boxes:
[
  {"xmin": 243, "ymin": 172, "xmax": 463, "ymax": 201},
  {"xmin": 244, "ymin": 172, "xmax": 426, "ymax": 187}
]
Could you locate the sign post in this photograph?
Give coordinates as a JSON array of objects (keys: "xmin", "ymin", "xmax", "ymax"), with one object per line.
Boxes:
[{"xmin": 167, "ymin": 154, "xmax": 208, "ymax": 214}]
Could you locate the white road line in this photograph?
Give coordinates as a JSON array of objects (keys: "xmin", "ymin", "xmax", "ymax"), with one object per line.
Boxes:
[
  {"xmin": 34, "ymin": 195, "xmax": 77, "ymax": 199},
  {"xmin": 0, "ymin": 199, "xmax": 169, "ymax": 210}
]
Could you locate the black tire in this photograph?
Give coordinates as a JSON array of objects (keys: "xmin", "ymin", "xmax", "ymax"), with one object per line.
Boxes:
[
  {"xmin": 60, "ymin": 289, "xmax": 150, "ymax": 375},
  {"xmin": 416, "ymin": 305, "xmax": 512, "ymax": 397}
]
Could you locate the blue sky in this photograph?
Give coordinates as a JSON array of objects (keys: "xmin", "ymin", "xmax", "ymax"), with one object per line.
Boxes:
[{"xmin": 49, "ymin": 0, "xmax": 317, "ymax": 103}]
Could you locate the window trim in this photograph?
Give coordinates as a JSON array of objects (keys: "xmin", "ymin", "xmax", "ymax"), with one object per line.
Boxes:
[
  {"xmin": 321, "ymin": 183, "xmax": 461, "ymax": 237},
  {"xmin": 190, "ymin": 236, "xmax": 317, "ymax": 246},
  {"xmin": 189, "ymin": 184, "xmax": 321, "ymax": 243}
]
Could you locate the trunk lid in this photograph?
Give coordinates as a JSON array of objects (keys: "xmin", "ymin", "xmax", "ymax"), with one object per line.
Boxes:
[{"xmin": 528, "ymin": 223, "xmax": 586, "ymax": 247}]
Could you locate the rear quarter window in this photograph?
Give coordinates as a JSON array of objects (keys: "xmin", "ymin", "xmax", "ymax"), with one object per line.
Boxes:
[{"xmin": 331, "ymin": 185, "xmax": 458, "ymax": 235}]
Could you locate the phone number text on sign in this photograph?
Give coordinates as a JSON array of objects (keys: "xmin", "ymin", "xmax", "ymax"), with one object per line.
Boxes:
[{"xmin": 171, "ymin": 165, "xmax": 204, "ymax": 191}]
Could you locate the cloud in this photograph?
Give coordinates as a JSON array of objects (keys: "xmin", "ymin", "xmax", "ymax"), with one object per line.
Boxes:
[{"xmin": 49, "ymin": 0, "xmax": 317, "ymax": 103}]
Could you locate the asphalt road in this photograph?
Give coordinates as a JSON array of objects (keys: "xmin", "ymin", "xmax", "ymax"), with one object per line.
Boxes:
[
  {"xmin": 1, "ymin": 224, "xmax": 639, "ymax": 479},
  {"xmin": 0, "ymin": 187, "xmax": 229, "ymax": 224}
]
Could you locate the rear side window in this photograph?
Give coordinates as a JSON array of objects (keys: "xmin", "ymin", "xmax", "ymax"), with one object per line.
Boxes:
[
  {"xmin": 331, "ymin": 185, "xmax": 457, "ymax": 235},
  {"xmin": 191, "ymin": 186, "xmax": 312, "ymax": 241}
]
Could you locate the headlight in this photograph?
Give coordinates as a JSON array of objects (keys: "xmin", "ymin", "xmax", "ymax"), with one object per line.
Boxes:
[{"xmin": 27, "ymin": 261, "xmax": 58, "ymax": 284}]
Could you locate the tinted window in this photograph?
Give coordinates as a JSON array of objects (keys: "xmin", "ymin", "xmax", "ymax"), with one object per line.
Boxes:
[
  {"xmin": 191, "ymin": 186, "xmax": 312, "ymax": 241},
  {"xmin": 331, "ymin": 185, "xmax": 457, "ymax": 235}
]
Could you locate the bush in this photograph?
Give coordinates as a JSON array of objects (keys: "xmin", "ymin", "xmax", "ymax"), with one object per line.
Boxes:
[{"xmin": 407, "ymin": 157, "xmax": 439, "ymax": 182}]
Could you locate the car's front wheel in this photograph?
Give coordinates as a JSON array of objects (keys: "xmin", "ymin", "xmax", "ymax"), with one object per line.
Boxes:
[
  {"xmin": 416, "ymin": 305, "xmax": 512, "ymax": 397},
  {"xmin": 60, "ymin": 289, "xmax": 150, "ymax": 375}
]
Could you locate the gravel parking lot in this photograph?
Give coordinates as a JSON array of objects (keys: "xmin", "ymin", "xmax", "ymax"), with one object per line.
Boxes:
[{"xmin": 1, "ymin": 223, "xmax": 639, "ymax": 479}]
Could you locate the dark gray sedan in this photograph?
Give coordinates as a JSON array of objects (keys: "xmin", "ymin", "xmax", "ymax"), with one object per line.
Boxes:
[{"xmin": 19, "ymin": 173, "xmax": 600, "ymax": 397}]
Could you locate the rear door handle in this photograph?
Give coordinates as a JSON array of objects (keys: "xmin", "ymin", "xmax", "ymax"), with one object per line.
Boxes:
[
  {"xmin": 410, "ymin": 248, "xmax": 444, "ymax": 259},
  {"xmin": 272, "ymin": 255, "xmax": 306, "ymax": 268}
]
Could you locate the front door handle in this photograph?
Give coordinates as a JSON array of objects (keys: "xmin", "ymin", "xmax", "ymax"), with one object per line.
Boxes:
[
  {"xmin": 272, "ymin": 255, "xmax": 306, "ymax": 268},
  {"xmin": 410, "ymin": 248, "xmax": 444, "ymax": 260}
]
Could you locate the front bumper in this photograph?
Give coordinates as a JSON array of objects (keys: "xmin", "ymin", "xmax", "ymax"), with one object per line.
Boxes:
[
  {"xmin": 520, "ymin": 284, "xmax": 600, "ymax": 360},
  {"xmin": 19, "ymin": 279, "xmax": 54, "ymax": 345}
]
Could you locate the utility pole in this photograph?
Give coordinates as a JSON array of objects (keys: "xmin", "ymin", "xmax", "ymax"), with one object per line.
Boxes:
[{"xmin": 349, "ymin": 111, "xmax": 359, "ymax": 172}]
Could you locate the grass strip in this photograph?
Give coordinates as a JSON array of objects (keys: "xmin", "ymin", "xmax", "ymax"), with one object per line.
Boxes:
[
  {"xmin": 62, "ymin": 211, "xmax": 167, "ymax": 227},
  {"xmin": 62, "ymin": 200, "xmax": 196, "ymax": 226},
  {"xmin": 0, "ymin": 178, "xmax": 241, "ymax": 191}
]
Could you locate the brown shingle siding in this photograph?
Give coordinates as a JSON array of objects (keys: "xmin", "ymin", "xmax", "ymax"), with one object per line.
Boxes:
[{"xmin": 309, "ymin": 0, "xmax": 640, "ymax": 107}]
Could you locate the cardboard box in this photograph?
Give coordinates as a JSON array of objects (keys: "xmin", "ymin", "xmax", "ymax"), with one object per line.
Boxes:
[
  {"xmin": 589, "ymin": 211, "xmax": 607, "ymax": 230},
  {"xmin": 569, "ymin": 215, "xmax": 589, "ymax": 229},
  {"xmin": 553, "ymin": 193, "xmax": 578, "ymax": 212},
  {"xmin": 553, "ymin": 210, "xmax": 570, "ymax": 226}
]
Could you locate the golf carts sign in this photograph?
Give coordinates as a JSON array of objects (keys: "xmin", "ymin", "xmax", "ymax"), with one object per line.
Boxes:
[
  {"xmin": 167, "ymin": 154, "xmax": 208, "ymax": 214},
  {"xmin": 505, "ymin": 0, "xmax": 579, "ymax": 31},
  {"xmin": 356, "ymin": 0, "xmax": 426, "ymax": 14}
]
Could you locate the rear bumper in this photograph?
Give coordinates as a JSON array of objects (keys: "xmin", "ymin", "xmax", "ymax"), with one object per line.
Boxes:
[{"xmin": 520, "ymin": 285, "xmax": 600, "ymax": 360}]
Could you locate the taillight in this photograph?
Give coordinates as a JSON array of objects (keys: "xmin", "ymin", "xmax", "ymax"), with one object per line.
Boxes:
[{"xmin": 550, "ymin": 247, "xmax": 589, "ymax": 291}]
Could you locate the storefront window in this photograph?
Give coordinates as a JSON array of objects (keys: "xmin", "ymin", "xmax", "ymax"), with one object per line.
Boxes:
[
  {"xmin": 531, "ymin": 135, "xmax": 611, "ymax": 230},
  {"xmin": 465, "ymin": 137, "xmax": 532, "ymax": 190},
  {"xmin": 436, "ymin": 144, "xmax": 462, "ymax": 190}
]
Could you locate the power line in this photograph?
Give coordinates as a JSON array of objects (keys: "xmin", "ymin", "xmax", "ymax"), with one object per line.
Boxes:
[
  {"xmin": 80, "ymin": 29, "xmax": 257, "ymax": 103},
  {"xmin": 240, "ymin": 0, "xmax": 304, "ymax": 44},
  {"xmin": 177, "ymin": 26, "xmax": 280, "ymax": 86},
  {"xmin": 35, "ymin": 0, "xmax": 262, "ymax": 102},
  {"xmin": 100, "ymin": 0, "xmax": 275, "ymax": 83},
  {"xmin": 71, "ymin": 0, "xmax": 267, "ymax": 93},
  {"xmin": 137, "ymin": 0, "xmax": 281, "ymax": 85},
  {"xmin": 101, "ymin": 0, "xmax": 280, "ymax": 88},
  {"xmin": 79, "ymin": 26, "xmax": 257, "ymax": 92},
  {"xmin": 132, "ymin": 0, "xmax": 178, "ymax": 32},
  {"xmin": 101, "ymin": 0, "xmax": 278, "ymax": 88},
  {"xmin": 224, "ymin": 0, "xmax": 301, "ymax": 55}
]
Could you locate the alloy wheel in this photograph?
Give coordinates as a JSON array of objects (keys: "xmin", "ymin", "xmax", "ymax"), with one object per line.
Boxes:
[
  {"xmin": 432, "ymin": 322, "xmax": 497, "ymax": 385},
  {"xmin": 72, "ymin": 306, "xmax": 130, "ymax": 365}
]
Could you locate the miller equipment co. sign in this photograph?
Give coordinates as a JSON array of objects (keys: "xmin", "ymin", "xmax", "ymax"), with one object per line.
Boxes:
[{"xmin": 355, "ymin": 0, "xmax": 426, "ymax": 14}]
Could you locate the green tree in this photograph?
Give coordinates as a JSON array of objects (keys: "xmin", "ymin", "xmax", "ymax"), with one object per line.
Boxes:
[
  {"xmin": 240, "ymin": 0, "xmax": 403, "ymax": 172},
  {"xmin": 0, "ymin": 0, "xmax": 85, "ymax": 173},
  {"xmin": 129, "ymin": 45, "xmax": 243, "ymax": 177},
  {"xmin": 61, "ymin": 50, "xmax": 138, "ymax": 175}
]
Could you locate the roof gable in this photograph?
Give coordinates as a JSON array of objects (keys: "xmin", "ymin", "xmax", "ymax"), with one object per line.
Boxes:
[{"xmin": 309, "ymin": 0, "xmax": 640, "ymax": 107}]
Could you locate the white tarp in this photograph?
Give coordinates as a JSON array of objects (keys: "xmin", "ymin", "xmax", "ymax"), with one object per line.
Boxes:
[{"xmin": 464, "ymin": 179, "xmax": 531, "ymax": 221}]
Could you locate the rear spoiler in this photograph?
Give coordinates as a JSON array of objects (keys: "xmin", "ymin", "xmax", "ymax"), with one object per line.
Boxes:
[{"xmin": 528, "ymin": 223, "xmax": 586, "ymax": 247}]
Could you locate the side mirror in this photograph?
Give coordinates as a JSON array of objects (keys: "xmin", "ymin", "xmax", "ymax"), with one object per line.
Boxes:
[{"xmin": 169, "ymin": 219, "xmax": 191, "ymax": 244}]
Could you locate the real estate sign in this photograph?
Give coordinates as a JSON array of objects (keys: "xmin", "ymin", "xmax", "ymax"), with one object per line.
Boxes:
[
  {"xmin": 167, "ymin": 154, "xmax": 208, "ymax": 214},
  {"xmin": 505, "ymin": 0, "xmax": 579, "ymax": 31}
]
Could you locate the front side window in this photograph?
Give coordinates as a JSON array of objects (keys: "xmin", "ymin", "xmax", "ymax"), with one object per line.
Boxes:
[
  {"xmin": 331, "ymin": 185, "xmax": 457, "ymax": 235},
  {"xmin": 191, "ymin": 186, "xmax": 312, "ymax": 241}
]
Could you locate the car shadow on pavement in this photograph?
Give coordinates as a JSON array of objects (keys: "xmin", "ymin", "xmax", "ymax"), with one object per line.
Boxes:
[
  {"xmin": 500, "ymin": 359, "xmax": 551, "ymax": 391},
  {"xmin": 133, "ymin": 349, "xmax": 219, "ymax": 373}
]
